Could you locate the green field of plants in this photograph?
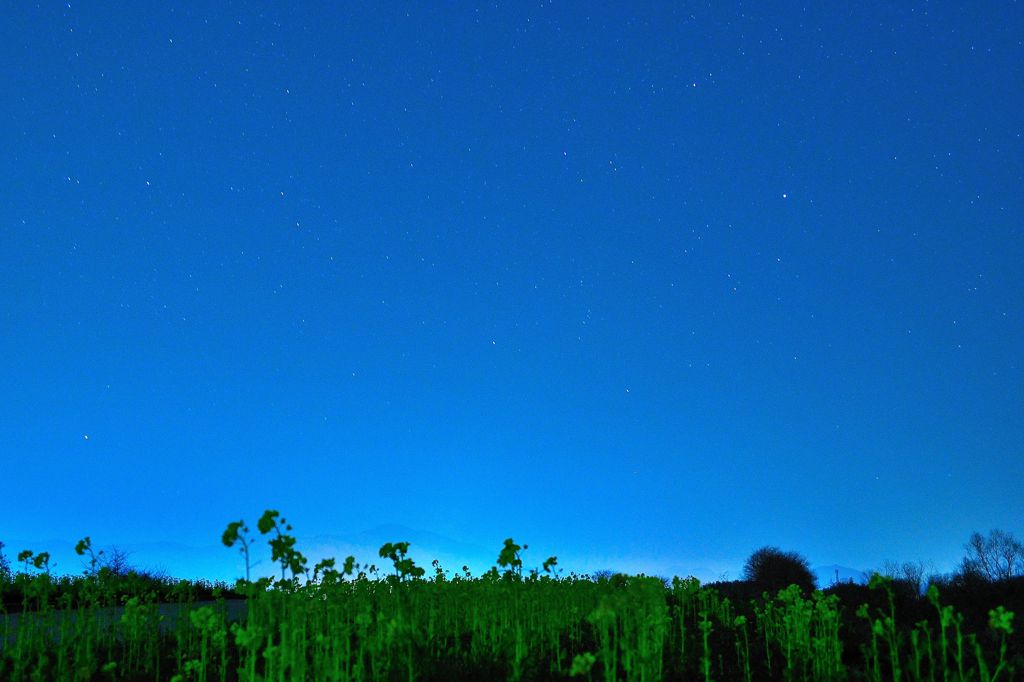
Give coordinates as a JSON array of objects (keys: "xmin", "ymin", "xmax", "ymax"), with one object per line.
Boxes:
[{"xmin": 2, "ymin": 510, "xmax": 1020, "ymax": 681}]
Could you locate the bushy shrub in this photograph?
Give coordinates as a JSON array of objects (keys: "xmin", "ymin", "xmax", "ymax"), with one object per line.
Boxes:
[{"xmin": 741, "ymin": 545, "xmax": 817, "ymax": 595}]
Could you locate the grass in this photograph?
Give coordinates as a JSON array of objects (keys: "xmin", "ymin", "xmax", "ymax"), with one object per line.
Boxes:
[{"xmin": 0, "ymin": 511, "xmax": 1020, "ymax": 681}]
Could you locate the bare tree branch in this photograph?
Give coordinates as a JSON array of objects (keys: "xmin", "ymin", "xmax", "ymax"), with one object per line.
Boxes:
[{"xmin": 962, "ymin": 529, "xmax": 1024, "ymax": 581}]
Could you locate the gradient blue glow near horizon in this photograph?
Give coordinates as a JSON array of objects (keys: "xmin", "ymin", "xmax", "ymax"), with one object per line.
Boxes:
[{"xmin": 1, "ymin": 2, "xmax": 1021, "ymax": 587}]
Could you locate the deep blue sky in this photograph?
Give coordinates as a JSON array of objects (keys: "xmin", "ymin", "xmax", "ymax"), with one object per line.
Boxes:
[{"xmin": 2, "ymin": 2, "xmax": 1021, "ymax": 585}]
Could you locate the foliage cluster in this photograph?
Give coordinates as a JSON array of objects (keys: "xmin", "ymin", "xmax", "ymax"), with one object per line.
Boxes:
[{"xmin": 0, "ymin": 518, "xmax": 1020, "ymax": 681}]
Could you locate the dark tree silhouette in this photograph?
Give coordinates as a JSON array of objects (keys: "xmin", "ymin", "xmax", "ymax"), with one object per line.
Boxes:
[
  {"xmin": 0, "ymin": 541, "xmax": 10, "ymax": 582},
  {"xmin": 877, "ymin": 559, "xmax": 931, "ymax": 595},
  {"xmin": 741, "ymin": 545, "xmax": 817, "ymax": 595},
  {"xmin": 960, "ymin": 529, "xmax": 1024, "ymax": 582},
  {"xmin": 99, "ymin": 545, "xmax": 136, "ymax": 577}
]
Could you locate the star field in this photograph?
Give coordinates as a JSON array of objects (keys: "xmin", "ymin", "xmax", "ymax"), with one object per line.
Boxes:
[{"xmin": 0, "ymin": 2, "xmax": 1021, "ymax": 583}]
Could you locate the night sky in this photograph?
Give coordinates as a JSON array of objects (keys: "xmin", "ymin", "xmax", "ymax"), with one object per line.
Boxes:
[{"xmin": 2, "ymin": 3, "xmax": 1021, "ymax": 586}]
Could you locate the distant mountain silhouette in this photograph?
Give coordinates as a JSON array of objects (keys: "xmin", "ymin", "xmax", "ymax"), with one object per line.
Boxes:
[
  {"xmin": 347, "ymin": 524, "xmax": 495, "ymax": 559},
  {"xmin": 813, "ymin": 564, "xmax": 870, "ymax": 587}
]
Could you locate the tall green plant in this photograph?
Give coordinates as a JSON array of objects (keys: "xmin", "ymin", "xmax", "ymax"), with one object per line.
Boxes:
[
  {"xmin": 497, "ymin": 538, "xmax": 528, "ymax": 580},
  {"xmin": 256, "ymin": 510, "xmax": 308, "ymax": 586},
  {"xmin": 220, "ymin": 521, "xmax": 254, "ymax": 583},
  {"xmin": 378, "ymin": 542, "xmax": 425, "ymax": 582}
]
